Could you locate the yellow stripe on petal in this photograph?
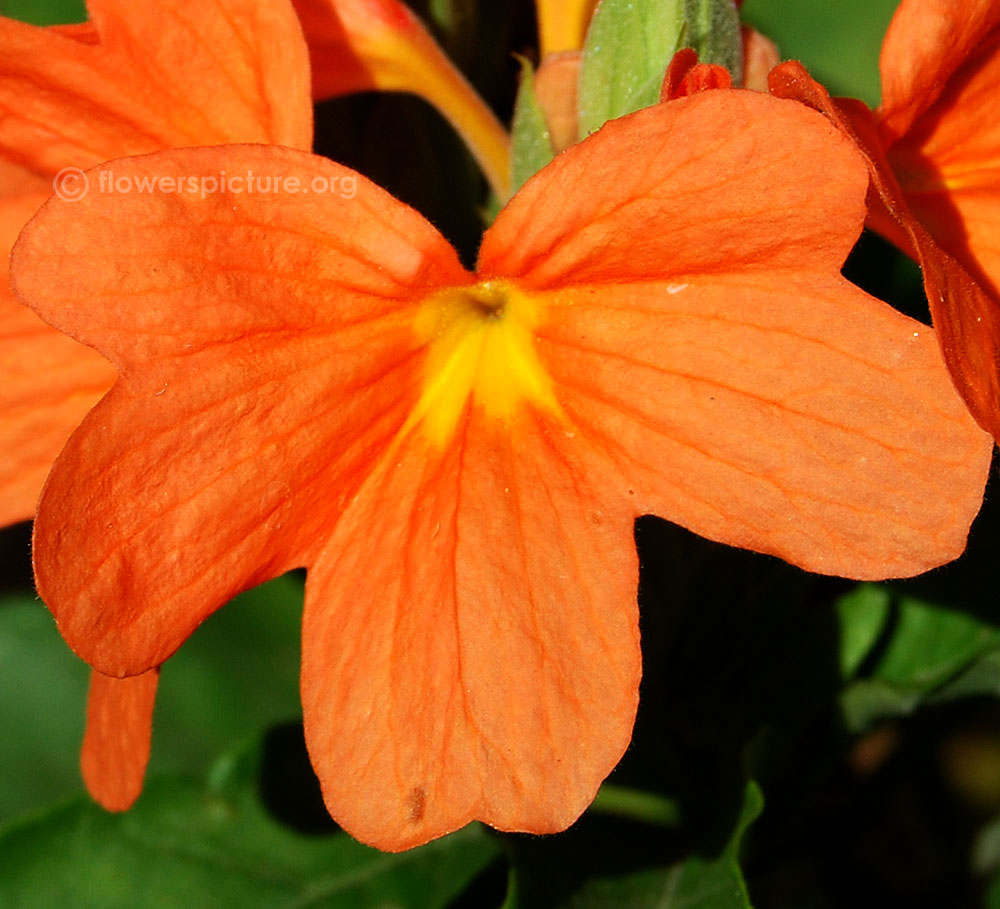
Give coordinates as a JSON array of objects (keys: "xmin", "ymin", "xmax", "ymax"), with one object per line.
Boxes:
[{"xmin": 407, "ymin": 281, "xmax": 562, "ymax": 447}]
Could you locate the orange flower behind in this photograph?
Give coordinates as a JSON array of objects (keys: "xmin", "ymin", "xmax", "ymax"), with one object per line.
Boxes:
[
  {"xmin": 0, "ymin": 0, "xmax": 312, "ymax": 525},
  {"xmin": 770, "ymin": 0, "xmax": 1000, "ymax": 440},
  {"xmin": 291, "ymin": 0, "xmax": 511, "ymax": 199},
  {"xmin": 0, "ymin": 0, "xmax": 312, "ymax": 815},
  {"xmin": 12, "ymin": 90, "xmax": 991, "ymax": 851}
]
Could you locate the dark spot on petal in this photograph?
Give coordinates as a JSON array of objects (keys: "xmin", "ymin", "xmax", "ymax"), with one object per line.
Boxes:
[{"xmin": 407, "ymin": 786, "xmax": 426, "ymax": 823}]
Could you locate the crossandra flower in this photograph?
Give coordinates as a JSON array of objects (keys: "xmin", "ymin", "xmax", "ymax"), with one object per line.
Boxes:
[
  {"xmin": 291, "ymin": 0, "xmax": 511, "ymax": 199},
  {"xmin": 0, "ymin": 0, "xmax": 312, "ymax": 810},
  {"xmin": 0, "ymin": 0, "xmax": 312, "ymax": 524},
  {"xmin": 876, "ymin": 0, "xmax": 1000, "ymax": 437},
  {"xmin": 12, "ymin": 89, "xmax": 992, "ymax": 851},
  {"xmin": 770, "ymin": 0, "xmax": 1000, "ymax": 441}
]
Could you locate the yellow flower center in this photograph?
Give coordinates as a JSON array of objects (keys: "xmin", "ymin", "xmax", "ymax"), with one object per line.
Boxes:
[{"xmin": 406, "ymin": 279, "xmax": 561, "ymax": 447}]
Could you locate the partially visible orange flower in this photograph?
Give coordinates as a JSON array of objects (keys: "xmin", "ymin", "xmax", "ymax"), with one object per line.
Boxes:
[
  {"xmin": 13, "ymin": 89, "xmax": 991, "ymax": 850},
  {"xmin": 771, "ymin": 0, "xmax": 1000, "ymax": 440},
  {"xmin": 0, "ymin": 0, "xmax": 312, "ymax": 526},
  {"xmin": 0, "ymin": 0, "xmax": 313, "ymax": 813},
  {"xmin": 291, "ymin": 0, "xmax": 510, "ymax": 199}
]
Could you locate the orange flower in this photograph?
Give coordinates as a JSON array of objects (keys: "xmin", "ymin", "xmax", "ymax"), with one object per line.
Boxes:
[
  {"xmin": 0, "ymin": 0, "xmax": 312, "ymax": 812},
  {"xmin": 877, "ymin": 0, "xmax": 1000, "ymax": 436},
  {"xmin": 0, "ymin": 0, "xmax": 312, "ymax": 526},
  {"xmin": 12, "ymin": 90, "xmax": 991, "ymax": 851},
  {"xmin": 772, "ymin": 1, "xmax": 1000, "ymax": 440},
  {"xmin": 291, "ymin": 0, "xmax": 511, "ymax": 199}
]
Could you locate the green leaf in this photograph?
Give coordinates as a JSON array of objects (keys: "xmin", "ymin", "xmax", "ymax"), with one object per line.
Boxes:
[
  {"xmin": 988, "ymin": 864, "xmax": 1000, "ymax": 909},
  {"xmin": 0, "ymin": 575, "xmax": 304, "ymax": 823},
  {"xmin": 740, "ymin": 0, "xmax": 898, "ymax": 106},
  {"xmin": 147, "ymin": 573, "xmax": 304, "ymax": 778},
  {"xmin": 933, "ymin": 651, "xmax": 1000, "ymax": 704},
  {"xmin": 838, "ymin": 586, "xmax": 1000, "ymax": 731},
  {"xmin": 877, "ymin": 595, "xmax": 1000, "ymax": 690},
  {"xmin": 0, "ymin": 738, "xmax": 503, "ymax": 908},
  {"xmin": 973, "ymin": 813, "xmax": 1000, "ymax": 879},
  {"xmin": 0, "ymin": 593, "xmax": 88, "ymax": 820},
  {"xmin": 517, "ymin": 782, "xmax": 762, "ymax": 908},
  {"xmin": 510, "ymin": 56, "xmax": 555, "ymax": 192},
  {"xmin": 577, "ymin": 0, "xmax": 686, "ymax": 137},
  {"xmin": 840, "ymin": 678, "xmax": 923, "ymax": 733},
  {"xmin": 0, "ymin": 0, "xmax": 85, "ymax": 24},
  {"xmin": 590, "ymin": 784, "xmax": 681, "ymax": 828},
  {"xmin": 652, "ymin": 781, "xmax": 762, "ymax": 908},
  {"xmin": 836, "ymin": 583, "xmax": 891, "ymax": 679}
]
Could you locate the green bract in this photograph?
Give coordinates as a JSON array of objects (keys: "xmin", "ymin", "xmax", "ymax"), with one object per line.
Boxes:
[
  {"xmin": 578, "ymin": 0, "xmax": 742, "ymax": 137},
  {"xmin": 510, "ymin": 57, "xmax": 556, "ymax": 193}
]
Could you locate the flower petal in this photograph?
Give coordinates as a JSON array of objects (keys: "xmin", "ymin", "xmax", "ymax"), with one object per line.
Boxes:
[
  {"xmin": 660, "ymin": 48, "xmax": 733, "ymax": 102},
  {"xmin": 0, "ymin": 0, "xmax": 311, "ymax": 175},
  {"xmin": 534, "ymin": 51, "xmax": 582, "ymax": 153},
  {"xmin": 479, "ymin": 90, "xmax": 867, "ymax": 287},
  {"xmin": 483, "ymin": 87, "xmax": 991, "ymax": 577},
  {"xmin": 0, "ymin": 192, "xmax": 116, "ymax": 525},
  {"xmin": 302, "ymin": 408, "xmax": 640, "ymax": 851},
  {"xmin": 13, "ymin": 146, "xmax": 468, "ymax": 673},
  {"xmin": 887, "ymin": 26, "xmax": 1000, "ymax": 298},
  {"xmin": 878, "ymin": 0, "xmax": 1000, "ymax": 143},
  {"xmin": 741, "ymin": 26, "xmax": 779, "ymax": 93},
  {"xmin": 533, "ymin": 275, "xmax": 990, "ymax": 579},
  {"xmin": 81, "ymin": 669, "xmax": 159, "ymax": 812},
  {"xmin": 771, "ymin": 61, "xmax": 1000, "ymax": 442},
  {"xmin": 0, "ymin": 296, "xmax": 114, "ymax": 525}
]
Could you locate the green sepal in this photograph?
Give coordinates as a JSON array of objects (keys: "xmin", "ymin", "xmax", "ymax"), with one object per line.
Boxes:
[
  {"xmin": 685, "ymin": 0, "xmax": 744, "ymax": 86},
  {"xmin": 577, "ymin": 0, "xmax": 686, "ymax": 138},
  {"xmin": 510, "ymin": 55, "xmax": 556, "ymax": 192},
  {"xmin": 577, "ymin": 0, "xmax": 744, "ymax": 138}
]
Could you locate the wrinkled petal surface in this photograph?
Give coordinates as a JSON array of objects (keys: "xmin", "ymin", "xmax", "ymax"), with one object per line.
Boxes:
[
  {"xmin": 0, "ymin": 0, "xmax": 311, "ymax": 173},
  {"xmin": 483, "ymin": 91, "xmax": 991, "ymax": 577},
  {"xmin": 12, "ymin": 91, "xmax": 991, "ymax": 854},
  {"xmin": 773, "ymin": 60, "xmax": 1000, "ymax": 442},
  {"xmin": 887, "ymin": 24, "xmax": 1000, "ymax": 298},
  {"xmin": 0, "ymin": 0, "xmax": 314, "ymax": 523},
  {"xmin": 0, "ymin": 192, "xmax": 116, "ymax": 524},
  {"xmin": 13, "ymin": 145, "xmax": 466, "ymax": 673},
  {"xmin": 531, "ymin": 276, "xmax": 987, "ymax": 579},
  {"xmin": 303, "ymin": 410, "xmax": 639, "ymax": 850}
]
